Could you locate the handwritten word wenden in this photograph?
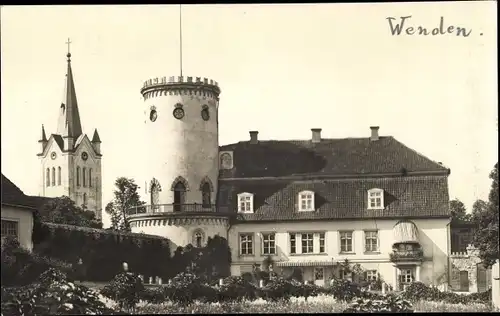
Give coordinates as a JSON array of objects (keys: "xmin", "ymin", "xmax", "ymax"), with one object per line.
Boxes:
[{"xmin": 387, "ymin": 16, "xmax": 472, "ymax": 37}]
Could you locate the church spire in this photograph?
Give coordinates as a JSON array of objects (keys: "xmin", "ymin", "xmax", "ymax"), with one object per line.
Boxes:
[
  {"xmin": 56, "ymin": 39, "xmax": 83, "ymax": 140},
  {"xmin": 39, "ymin": 124, "xmax": 47, "ymax": 142}
]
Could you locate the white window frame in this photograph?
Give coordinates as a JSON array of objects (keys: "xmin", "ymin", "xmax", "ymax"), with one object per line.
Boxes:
[
  {"xmin": 365, "ymin": 270, "xmax": 378, "ymax": 281},
  {"xmin": 261, "ymin": 233, "xmax": 276, "ymax": 255},
  {"xmin": 339, "ymin": 231, "xmax": 354, "ymax": 253},
  {"xmin": 239, "ymin": 233, "xmax": 254, "ymax": 255},
  {"xmin": 298, "ymin": 190, "xmax": 315, "ymax": 212},
  {"xmin": 290, "ymin": 233, "xmax": 297, "ymax": 254},
  {"xmin": 237, "ymin": 192, "xmax": 254, "ymax": 213},
  {"xmin": 364, "ymin": 230, "xmax": 379, "ymax": 252},
  {"xmin": 367, "ymin": 188, "xmax": 384, "ymax": 210},
  {"xmin": 400, "ymin": 268, "xmax": 414, "ymax": 284},
  {"xmin": 319, "ymin": 232, "xmax": 326, "ymax": 253},
  {"xmin": 314, "ymin": 267, "xmax": 324, "ymax": 281},
  {"xmin": 1, "ymin": 219, "xmax": 19, "ymax": 240},
  {"xmin": 301, "ymin": 233, "xmax": 314, "ymax": 254}
]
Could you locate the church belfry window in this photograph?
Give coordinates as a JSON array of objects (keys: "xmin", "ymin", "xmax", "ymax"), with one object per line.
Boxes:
[
  {"xmin": 58, "ymin": 167, "xmax": 62, "ymax": 186},
  {"xmin": 83, "ymin": 167, "xmax": 87, "ymax": 187},
  {"xmin": 46, "ymin": 168, "xmax": 50, "ymax": 187},
  {"xmin": 76, "ymin": 167, "xmax": 80, "ymax": 187},
  {"xmin": 89, "ymin": 169, "xmax": 92, "ymax": 187},
  {"xmin": 51, "ymin": 168, "xmax": 55, "ymax": 186},
  {"xmin": 83, "ymin": 193, "xmax": 87, "ymax": 208}
]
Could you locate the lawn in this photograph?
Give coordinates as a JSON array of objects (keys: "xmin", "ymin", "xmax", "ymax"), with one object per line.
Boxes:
[{"xmin": 119, "ymin": 295, "xmax": 494, "ymax": 314}]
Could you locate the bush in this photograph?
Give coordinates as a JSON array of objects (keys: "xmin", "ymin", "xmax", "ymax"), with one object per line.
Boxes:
[
  {"xmin": 343, "ymin": 294, "xmax": 414, "ymax": 313},
  {"xmin": 101, "ymin": 271, "xmax": 145, "ymax": 312},
  {"xmin": 158, "ymin": 272, "xmax": 215, "ymax": 305},
  {"xmin": 1, "ymin": 268, "xmax": 120, "ymax": 315},
  {"xmin": 325, "ymin": 279, "xmax": 362, "ymax": 302},
  {"xmin": 1, "ymin": 237, "xmax": 72, "ymax": 287},
  {"xmin": 401, "ymin": 282, "xmax": 492, "ymax": 305},
  {"xmin": 217, "ymin": 276, "xmax": 258, "ymax": 302}
]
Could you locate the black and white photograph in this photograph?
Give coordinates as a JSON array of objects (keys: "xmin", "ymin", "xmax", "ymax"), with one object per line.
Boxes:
[{"xmin": 1, "ymin": 2, "xmax": 498, "ymax": 314}]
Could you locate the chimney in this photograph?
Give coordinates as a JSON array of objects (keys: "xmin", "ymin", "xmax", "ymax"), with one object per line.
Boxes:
[
  {"xmin": 249, "ymin": 131, "xmax": 259, "ymax": 144},
  {"xmin": 311, "ymin": 128, "xmax": 322, "ymax": 143},
  {"xmin": 370, "ymin": 126, "xmax": 379, "ymax": 141}
]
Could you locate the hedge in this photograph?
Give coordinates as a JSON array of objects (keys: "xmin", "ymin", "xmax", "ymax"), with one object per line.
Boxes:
[{"xmin": 33, "ymin": 222, "xmax": 171, "ymax": 281}]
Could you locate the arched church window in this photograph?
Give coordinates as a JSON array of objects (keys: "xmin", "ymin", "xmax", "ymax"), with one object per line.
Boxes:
[
  {"xmin": 76, "ymin": 167, "xmax": 80, "ymax": 187},
  {"xmin": 46, "ymin": 168, "xmax": 50, "ymax": 187},
  {"xmin": 173, "ymin": 182, "xmax": 186, "ymax": 212},
  {"xmin": 83, "ymin": 167, "xmax": 87, "ymax": 187},
  {"xmin": 58, "ymin": 167, "xmax": 61, "ymax": 186},
  {"xmin": 89, "ymin": 169, "xmax": 92, "ymax": 187},
  {"xmin": 51, "ymin": 168, "xmax": 55, "ymax": 186},
  {"xmin": 83, "ymin": 193, "xmax": 87, "ymax": 208},
  {"xmin": 201, "ymin": 182, "xmax": 211, "ymax": 207}
]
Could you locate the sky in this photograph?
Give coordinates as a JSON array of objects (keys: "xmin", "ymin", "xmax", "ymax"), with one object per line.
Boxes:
[{"xmin": 1, "ymin": 3, "xmax": 497, "ymax": 228}]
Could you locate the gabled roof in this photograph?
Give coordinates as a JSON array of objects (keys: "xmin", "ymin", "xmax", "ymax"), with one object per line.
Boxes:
[
  {"xmin": 1, "ymin": 174, "xmax": 52, "ymax": 210},
  {"xmin": 219, "ymin": 136, "xmax": 448, "ymax": 179},
  {"xmin": 217, "ymin": 175, "xmax": 450, "ymax": 222}
]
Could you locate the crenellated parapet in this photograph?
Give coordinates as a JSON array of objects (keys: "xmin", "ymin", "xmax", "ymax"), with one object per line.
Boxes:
[{"xmin": 140, "ymin": 76, "xmax": 221, "ymax": 100}]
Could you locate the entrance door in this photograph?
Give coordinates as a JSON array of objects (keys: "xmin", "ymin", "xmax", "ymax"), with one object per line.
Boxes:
[
  {"xmin": 477, "ymin": 264, "xmax": 488, "ymax": 292},
  {"xmin": 459, "ymin": 270, "xmax": 469, "ymax": 292},
  {"xmin": 314, "ymin": 267, "xmax": 325, "ymax": 287}
]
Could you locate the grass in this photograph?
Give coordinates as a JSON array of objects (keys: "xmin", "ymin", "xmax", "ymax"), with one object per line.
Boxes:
[{"xmin": 129, "ymin": 295, "xmax": 495, "ymax": 314}]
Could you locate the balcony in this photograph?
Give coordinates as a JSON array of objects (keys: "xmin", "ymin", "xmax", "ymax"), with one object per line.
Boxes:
[
  {"xmin": 389, "ymin": 248, "xmax": 424, "ymax": 263},
  {"xmin": 126, "ymin": 203, "xmax": 217, "ymax": 216}
]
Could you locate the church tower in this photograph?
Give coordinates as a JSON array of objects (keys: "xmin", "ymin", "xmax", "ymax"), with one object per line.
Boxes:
[{"xmin": 37, "ymin": 48, "xmax": 103, "ymax": 221}]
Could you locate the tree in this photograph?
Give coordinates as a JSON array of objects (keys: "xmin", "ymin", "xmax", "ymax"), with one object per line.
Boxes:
[
  {"xmin": 37, "ymin": 196, "xmax": 102, "ymax": 229},
  {"xmin": 471, "ymin": 199, "xmax": 488, "ymax": 218},
  {"xmin": 105, "ymin": 177, "xmax": 145, "ymax": 232},
  {"xmin": 449, "ymin": 198, "xmax": 471, "ymax": 222},
  {"xmin": 472, "ymin": 163, "xmax": 499, "ymax": 267}
]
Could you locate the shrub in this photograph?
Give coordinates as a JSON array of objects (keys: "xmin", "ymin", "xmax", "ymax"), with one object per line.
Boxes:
[
  {"xmin": 343, "ymin": 294, "xmax": 414, "ymax": 313},
  {"xmin": 1, "ymin": 237, "xmax": 72, "ymax": 287},
  {"xmin": 325, "ymin": 279, "xmax": 362, "ymax": 302},
  {"xmin": 101, "ymin": 271, "xmax": 145, "ymax": 313},
  {"xmin": 1, "ymin": 268, "xmax": 119, "ymax": 315},
  {"xmin": 158, "ymin": 272, "xmax": 214, "ymax": 305},
  {"xmin": 402, "ymin": 281, "xmax": 492, "ymax": 305},
  {"xmin": 217, "ymin": 276, "xmax": 258, "ymax": 302}
]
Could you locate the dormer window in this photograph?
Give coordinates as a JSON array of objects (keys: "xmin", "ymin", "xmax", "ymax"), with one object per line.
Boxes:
[
  {"xmin": 298, "ymin": 190, "xmax": 315, "ymax": 211},
  {"xmin": 368, "ymin": 188, "xmax": 384, "ymax": 210},
  {"xmin": 238, "ymin": 192, "xmax": 254, "ymax": 213}
]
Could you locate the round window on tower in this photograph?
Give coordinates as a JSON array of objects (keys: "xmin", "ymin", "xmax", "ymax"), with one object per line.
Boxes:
[{"xmin": 201, "ymin": 107, "xmax": 210, "ymax": 121}]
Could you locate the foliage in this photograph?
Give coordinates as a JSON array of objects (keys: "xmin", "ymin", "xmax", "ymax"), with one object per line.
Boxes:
[
  {"xmin": 101, "ymin": 271, "xmax": 145, "ymax": 313},
  {"xmin": 170, "ymin": 236, "xmax": 231, "ymax": 282},
  {"xmin": 106, "ymin": 177, "xmax": 146, "ymax": 232},
  {"xmin": 401, "ymin": 281, "xmax": 491, "ymax": 305},
  {"xmin": 216, "ymin": 276, "xmax": 258, "ymax": 302},
  {"xmin": 472, "ymin": 162, "xmax": 499, "ymax": 267},
  {"xmin": 1, "ymin": 236, "xmax": 72, "ymax": 287},
  {"xmin": 326, "ymin": 279, "xmax": 363, "ymax": 302},
  {"xmin": 38, "ymin": 196, "xmax": 102, "ymax": 228},
  {"xmin": 33, "ymin": 222, "xmax": 170, "ymax": 282},
  {"xmin": 343, "ymin": 294, "xmax": 414, "ymax": 313},
  {"xmin": 158, "ymin": 272, "xmax": 218, "ymax": 305},
  {"xmin": 1, "ymin": 268, "xmax": 120, "ymax": 315},
  {"xmin": 450, "ymin": 198, "xmax": 471, "ymax": 222}
]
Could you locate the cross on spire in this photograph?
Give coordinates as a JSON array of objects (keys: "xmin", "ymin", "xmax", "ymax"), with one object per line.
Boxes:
[{"xmin": 65, "ymin": 38, "xmax": 72, "ymax": 61}]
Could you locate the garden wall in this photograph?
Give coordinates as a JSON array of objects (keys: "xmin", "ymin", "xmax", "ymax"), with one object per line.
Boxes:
[
  {"xmin": 34, "ymin": 222, "xmax": 171, "ymax": 281},
  {"xmin": 492, "ymin": 260, "xmax": 499, "ymax": 310}
]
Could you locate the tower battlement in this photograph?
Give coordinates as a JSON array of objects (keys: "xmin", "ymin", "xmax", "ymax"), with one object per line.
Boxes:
[{"xmin": 141, "ymin": 76, "xmax": 221, "ymax": 100}]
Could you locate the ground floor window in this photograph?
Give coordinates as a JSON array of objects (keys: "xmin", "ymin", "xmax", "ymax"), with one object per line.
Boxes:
[
  {"xmin": 314, "ymin": 267, "xmax": 324, "ymax": 281},
  {"xmin": 1, "ymin": 220, "xmax": 18, "ymax": 239},
  {"xmin": 399, "ymin": 268, "xmax": 414, "ymax": 290}
]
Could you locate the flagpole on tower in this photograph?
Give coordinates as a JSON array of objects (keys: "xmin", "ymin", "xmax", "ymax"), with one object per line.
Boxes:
[{"xmin": 179, "ymin": 4, "xmax": 183, "ymax": 78}]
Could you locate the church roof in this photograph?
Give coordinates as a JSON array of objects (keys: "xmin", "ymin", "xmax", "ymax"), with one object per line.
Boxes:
[
  {"xmin": 217, "ymin": 135, "xmax": 450, "ymax": 222},
  {"xmin": 56, "ymin": 53, "xmax": 83, "ymax": 140}
]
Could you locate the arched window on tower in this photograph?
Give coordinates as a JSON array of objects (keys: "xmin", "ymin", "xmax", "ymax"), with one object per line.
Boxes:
[
  {"xmin": 83, "ymin": 193, "xmax": 87, "ymax": 209},
  {"xmin": 58, "ymin": 167, "xmax": 61, "ymax": 186},
  {"xmin": 46, "ymin": 168, "xmax": 50, "ymax": 187},
  {"xmin": 150, "ymin": 178, "xmax": 161, "ymax": 211},
  {"xmin": 82, "ymin": 167, "xmax": 87, "ymax": 187},
  {"xmin": 173, "ymin": 182, "xmax": 186, "ymax": 212},
  {"xmin": 201, "ymin": 182, "xmax": 211, "ymax": 207},
  {"xmin": 89, "ymin": 169, "xmax": 92, "ymax": 187},
  {"xmin": 76, "ymin": 167, "xmax": 80, "ymax": 187},
  {"xmin": 194, "ymin": 230, "xmax": 204, "ymax": 248},
  {"xmin": 51, "ymin": 168, "xmax": 55, "ymax": 186}
]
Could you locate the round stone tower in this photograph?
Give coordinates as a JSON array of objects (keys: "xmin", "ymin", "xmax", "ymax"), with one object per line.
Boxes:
[{"xmin": 128, "ymin": 75, "xmax": 228, "ymax": 250}]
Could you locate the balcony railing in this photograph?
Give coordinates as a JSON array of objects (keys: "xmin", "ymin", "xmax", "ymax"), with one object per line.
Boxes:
[
  {"xmin": 389, "ymin": 248, "xmax": 424, "ymax": 262},
  {"xmin": 126, "ymin": 204, "xmax": 217, "ymax": 216}
]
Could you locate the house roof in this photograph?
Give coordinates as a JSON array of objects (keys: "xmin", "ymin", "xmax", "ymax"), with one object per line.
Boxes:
[
  {"xmin": 217, "ymin": 135, "xmax": 450, "ymax": 222},
  {"xmin": 217, "ymin": 175, "xmax": 450, "ymax": 222},
  {"xmin": 219, "ymin": 136, "xmax": 448, "ymax": 179},
  {"xmin": 1, "ymin": 174, "xmax": 53, "ymax": 211}
]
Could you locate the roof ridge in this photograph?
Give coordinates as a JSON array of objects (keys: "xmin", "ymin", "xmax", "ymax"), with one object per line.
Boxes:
[{"xmin": 222, "ymin": 136, "xmax": 391, "ymax": 147}]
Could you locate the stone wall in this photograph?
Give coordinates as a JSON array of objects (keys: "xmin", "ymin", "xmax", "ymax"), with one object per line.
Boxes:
[{"xmin": 449, "ymin": 244, "xmax": 487, "ymax": 293}]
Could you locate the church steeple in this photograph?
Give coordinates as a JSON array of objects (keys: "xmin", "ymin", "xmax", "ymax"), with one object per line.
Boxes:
[{"xmin": 56, "ymin": 43, "xmax": 83, "ymax": 141}]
